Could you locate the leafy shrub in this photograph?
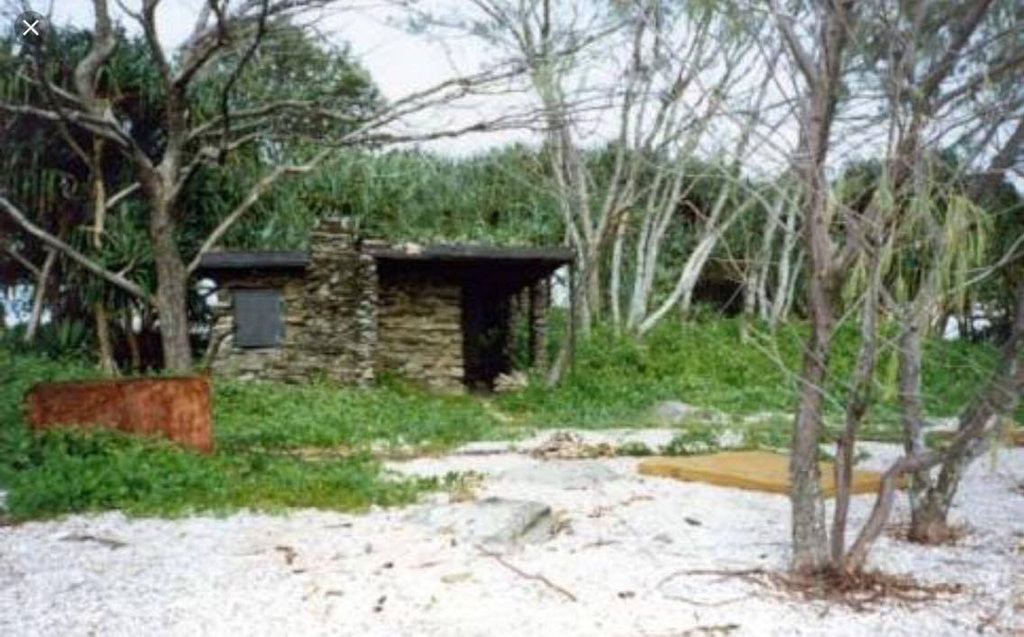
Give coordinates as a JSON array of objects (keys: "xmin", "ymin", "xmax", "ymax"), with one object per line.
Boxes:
[
  {"xmin": 2, "ymin": 427, "xmax": 433, "ymax": 520},
  {"xmin": 661, "ymin": 424, "xmax": 720, "ymax": 456},
  {"xmin": 616, "ymin": 441, "xmax": 654, "ymax": 456}
]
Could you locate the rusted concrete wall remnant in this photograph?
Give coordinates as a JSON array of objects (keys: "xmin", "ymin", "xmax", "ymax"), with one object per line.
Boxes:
[{"xmin": 24, "ymin": 376, "xmax": 213, "ymax": 453}]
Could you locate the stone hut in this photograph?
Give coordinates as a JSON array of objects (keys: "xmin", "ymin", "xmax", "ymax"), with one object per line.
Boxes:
[{"xmin": 196, "ymin": 219, "xmax": 573, "ymax": 391}]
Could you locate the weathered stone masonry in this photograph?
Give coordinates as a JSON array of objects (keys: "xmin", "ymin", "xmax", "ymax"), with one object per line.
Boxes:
[
  {"xmin": 377, "ymin": 274, "xmax": 463, "ymax": 390},
  {"xmin": 201, "ymin": 218, "xmax": 572, "ymax": 391},
  {"xmin": 209, "ymin": 219, "xmax": 378, "ymax": 385}
]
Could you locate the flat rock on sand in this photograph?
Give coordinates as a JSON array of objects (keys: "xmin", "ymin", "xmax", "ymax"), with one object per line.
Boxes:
[{"xmin": 404, "ymin": 497, "xmax": 553, "ymax": 547}]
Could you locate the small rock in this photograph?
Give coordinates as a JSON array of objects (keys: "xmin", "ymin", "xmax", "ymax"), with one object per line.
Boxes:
[
  {"xmin": 617, "ymin": 590, "xmax": 636, "ymax": 599},
  {"xmin": 274, "ymin": 545, "xmax": 297, "ymax": 565},
  {"xmin": 441, "ymin": 572, "xmax": 473, "ymax": 584},
  {"xmin": 684, "ymin": 517, "xmax": 702, "ymax": 527},
  {"xmin": 60, "ymin": 534, "xmax": 128, "ymax": 550},
  {"xmin": 494, "ymin": 371, "xmax": 529, "ymax": 393}
]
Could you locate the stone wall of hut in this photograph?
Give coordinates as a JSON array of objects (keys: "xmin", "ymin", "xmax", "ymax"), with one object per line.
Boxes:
[
  {"xmin": 208, "ymin": 219, "xmax": 472, "ymax": 390},
  {"xmin": 207, "ymin": 274, "xmax": 305, "ymax": 381},
  {"xmin": 376, "ymin": 274, "xmax": 464, "ymax": 392},
  {"xmin": 208, "ymin": 219, "xmax": 378, "ymax": 385}
]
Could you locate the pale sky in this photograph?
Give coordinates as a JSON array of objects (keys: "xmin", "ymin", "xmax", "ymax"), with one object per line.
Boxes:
[
  {"xmin": 36, "ymin": 0, "xmax": 538, "ymax": 155},
  {"xmin": 16, "ymin": 1, "xmax": 808, "ymax": 166},
  {"xmin": 11, "ymin": 0, "xmax": 1016, "ymax": 182}
]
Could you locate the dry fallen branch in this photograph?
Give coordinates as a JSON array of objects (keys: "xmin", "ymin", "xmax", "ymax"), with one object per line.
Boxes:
[
  {"xmin": 656, "ymin": 567, "xmax": 764, "ymax": 607},
  {"xmin": 59, "ymin": 533, "xmax": 128, "ymax": 549},
  {"xmin": 477, "ymin": 546, "xmax": 577, "ymax": 602}
]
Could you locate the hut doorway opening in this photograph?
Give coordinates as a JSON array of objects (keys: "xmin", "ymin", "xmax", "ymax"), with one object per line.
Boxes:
[{"xmin": 462, "ymin": 282, "xmax": 512, "ymax": 392}]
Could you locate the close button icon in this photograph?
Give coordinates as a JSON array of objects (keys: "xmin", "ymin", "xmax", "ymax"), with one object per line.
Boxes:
[{"xmin": 14, "ymin": 10, "xmax": 47, "ymax": 47}]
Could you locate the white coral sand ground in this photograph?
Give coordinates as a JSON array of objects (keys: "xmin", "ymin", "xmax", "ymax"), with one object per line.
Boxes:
[{"xmin": 1, "ymin": 434, "xmax": 1022, "ymax": 637}]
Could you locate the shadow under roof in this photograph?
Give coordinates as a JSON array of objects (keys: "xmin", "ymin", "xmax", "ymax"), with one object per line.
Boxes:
[{"xmin": 196, "ymin": 245, "xmax": 574, "ymax": 276}]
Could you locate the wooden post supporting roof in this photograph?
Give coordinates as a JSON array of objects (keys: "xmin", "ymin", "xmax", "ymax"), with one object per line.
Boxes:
[{"xmin": 528, "ymin": 277, "xmax": 549, "ymax": 373}]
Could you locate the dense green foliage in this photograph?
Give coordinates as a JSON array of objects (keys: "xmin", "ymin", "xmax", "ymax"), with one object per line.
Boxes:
[
  {"xmin": 0, "ymin": 318, "xmax": 1001, "ymax": 521},
  {"xmin": 497, "ymin": 317, "xmax": 998, "ymax": 431},
  {"xmin": 214, "ymin": 144, "xmax": 564, "ymax": 251}
]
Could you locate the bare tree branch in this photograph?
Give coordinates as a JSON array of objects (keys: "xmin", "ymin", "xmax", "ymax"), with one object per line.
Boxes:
[
  {"xmin": 768, "ymin": 0, "xmax": 817, "ymax": 85},
  {"xmin": 0, "ymin": 195, "xmax": 152, "ymax": 302}
]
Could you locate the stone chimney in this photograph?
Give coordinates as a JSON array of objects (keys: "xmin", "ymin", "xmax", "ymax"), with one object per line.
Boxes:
[
  {"xmin": 297, "ymin": 215, "xmax": 378, "ymax": 385},
  {"xmin": 310, "ymin": 216, "xmax": 357, "ymax": 257}
]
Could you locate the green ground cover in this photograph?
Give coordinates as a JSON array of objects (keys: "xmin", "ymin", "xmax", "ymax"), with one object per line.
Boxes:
[{"xmin": 0, "ymin": 318, "xmax": 1000, "ymax": 520}]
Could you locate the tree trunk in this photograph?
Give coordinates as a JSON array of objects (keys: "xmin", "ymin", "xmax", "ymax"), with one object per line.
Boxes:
[
  {"xmin": 528, "ymin": 278, "xmax": 549, "ymax": 373},
  {"xmin": 584, "ymin": 245, "xmax": 601, "ymax": 328},
  {"xmin": 790, "ymin": 306, "xmax": 832, "ymax": 573},
  {"xmin": 832, "ymin": 237, "xmax": 883, "ymax": 567},
  {"xmin": 908, "ymin": 497, "xmax": 952, "ymax": 544},
  {"xmin": 897, "ymin": 319, "xmax": 931, "ymax": 513},
  {"xmin": 740, "ymin": 269, "xmax": 757, "ymax": 343},
  {"xmin": 151, "ymin": 204, "xmax": 192, "ymax": 372},
  {"xmin": 908, "ymin": 283, "xmax": 1024, "ymax": 542},
  {"xmin": 94, "ymin": 302, "xmax": 118, "ymax": 374},
  {"xmin": 609, "ymin": 211, "xmax": 628, "ymax": 333},
  {"xmin": 24, "ymin": 249, "xmax": 57, "ymax": 343},
  {"xmin": 126, "ymin": 316, "xmax": 142, "ymax": 372},
  {"xmin": 790, "ymin": 121, "xmax": 839, "ymax": 575},
  {"xmin": 786, "ymin": 0, "xmax": 853, "ymax": 569},
  {"xmin": 771, "ymin": 202, "xmax": 799, "ymax": 326},
  {"xmin": 754, "ymin": 194, "xmax": 783, "ymax": 321}
]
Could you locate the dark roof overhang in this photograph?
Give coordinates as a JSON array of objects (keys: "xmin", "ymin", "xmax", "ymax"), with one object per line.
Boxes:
[
  {"xmin": 195, "ymin": 250, "xmax": 309, "ymax": 277},
  {"xmin": 194, "ymin": 245, "xmax": 574, "ymax": 286},
  {"xmin": 364, "ymin": 244, "xmax": 574, "ymax": 269}
]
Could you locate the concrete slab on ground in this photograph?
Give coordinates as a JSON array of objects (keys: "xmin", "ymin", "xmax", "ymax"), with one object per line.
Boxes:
[
  {"xmin": 928, "ymin": 428, "xmax": 1024, "ymax": 447},
  {"xmin": 639, "ymin": 450, "xmax": 899, "ymax": 497}
]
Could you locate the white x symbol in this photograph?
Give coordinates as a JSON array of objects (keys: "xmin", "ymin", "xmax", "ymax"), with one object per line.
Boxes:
[{"xmin": 22, "ymin": 20, "xmax": 39, "ymax": 37}]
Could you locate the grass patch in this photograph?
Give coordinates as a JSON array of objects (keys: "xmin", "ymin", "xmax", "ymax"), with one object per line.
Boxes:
[
  {"xmin": 0, "ymin": 349, "xmax": 440, "ymax": 521},
  {"xmin": 0, "ymin": 316, "xmax": 1004, "ymax": 520},
  {"xmin": 213, "ymin": 376, "xmax": 503, "ymax": 452},
  {"xmin": 1, "ymin": 428, "xmax": 433, "ymax": 521}
]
